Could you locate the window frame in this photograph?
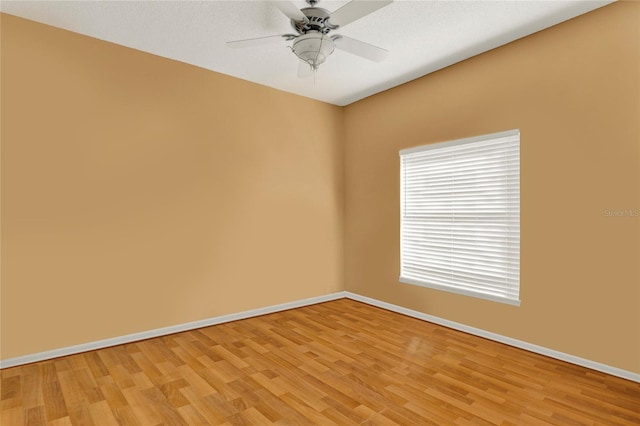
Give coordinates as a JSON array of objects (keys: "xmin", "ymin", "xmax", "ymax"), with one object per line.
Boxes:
[{"xmin": 399, "ymin": 129, "xmax": 521, "ymax": 306}]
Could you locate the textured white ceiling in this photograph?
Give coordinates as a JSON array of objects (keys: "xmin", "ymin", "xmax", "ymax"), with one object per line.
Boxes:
[{"xmin": 1, "ymin": 0, "xmax": 614, "ymax": 106}]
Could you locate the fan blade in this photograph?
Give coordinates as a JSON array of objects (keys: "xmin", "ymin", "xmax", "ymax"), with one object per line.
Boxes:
[
  {"xmin": 333, "ymin": 35, "xmax": 389, "ymax": 62},
  {"xmin": 329, "ymin": 0, "xmax": 393, "ymax": 28},
  {"xmin": 275, "ymin": 1, "xmax": 308, "ymax": 22},
  {"xmin": 298, "ymin": 61, "xmax": 313, "ymax": 78},
  {"xmin": 226, "ymin": 34, "xmax": 289, "ymax": 48}
]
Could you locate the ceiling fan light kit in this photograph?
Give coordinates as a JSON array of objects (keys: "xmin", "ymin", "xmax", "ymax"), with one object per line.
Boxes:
[
  {"xmin": 227, "ymin": 0, "xmax": 393, "ymax": 76},
  {"xmin": 292, "ymin": 33, "xmax": 335, "ymax": 70}
]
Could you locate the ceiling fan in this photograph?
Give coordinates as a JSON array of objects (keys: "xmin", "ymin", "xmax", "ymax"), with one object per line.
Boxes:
[{"xmin": 227, "ymin": 0, "xmax": 393, "ymax": 77}]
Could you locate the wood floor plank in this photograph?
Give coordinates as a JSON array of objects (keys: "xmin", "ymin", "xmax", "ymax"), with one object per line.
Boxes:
[
  {"xmin": 42, "ymin": 379, "xmax": 68, "ymax": 422},
  {"xmin": 1, "ymin": 406, "xmax": 24, "ymax": 425},
  {"xmin": 24, "ymin": 406, "xmax": 46, "ymax": 426},
  {"xmin": 140, "ymin": 386, "xmax": 188, "ymax": 425},
  {"xmin": 65, "ymin": 404, "xmax": 95, "ymax": 426},
  {"xmin": 111, "ymin": 405, "xmax": 142, "ymax": 426},
  {"xmin": 1, "ymin": 299, "xmax": 639, "ymax": 425},
  {"xmin": 180, "ymin": 386, "xmax": 228, "ymax": 425},
  {"xmin": 177, "ymin": 403, "xmax": 210, "ymax": 425},
  {"xmin": 45, "ymin": 416, "xmax": 73, "ymax": 426},
  {"xmin": 86, "ymin": 400, "xmax": 119, "ymax": 425},
  {"xmin": 121, "ymin": 386, "xmax": 164, "ymax": 425},
  {"xmin": 239, "ymin": 406, "xmax": 274, "ymax": 425}
]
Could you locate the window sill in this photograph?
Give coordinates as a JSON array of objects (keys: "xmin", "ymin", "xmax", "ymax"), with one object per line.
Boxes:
[{"xmin": 399, "ymin": 276, "xmax": 521, "ymax": 307}]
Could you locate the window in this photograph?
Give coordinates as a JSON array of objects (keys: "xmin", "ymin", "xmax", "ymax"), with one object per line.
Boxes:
[{"xmin": 399, "ymin": 130, "xmax": 520, "ymax": 306}]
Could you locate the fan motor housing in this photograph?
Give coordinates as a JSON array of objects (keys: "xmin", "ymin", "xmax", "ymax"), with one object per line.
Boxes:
[{"xmin": 292, "ymin": 7, "xmax": 334, "ymax": 34}]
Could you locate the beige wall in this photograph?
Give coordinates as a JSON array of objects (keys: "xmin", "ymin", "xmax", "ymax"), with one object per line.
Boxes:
[
  {"xmin": 344, "ymin": 1, "xmax": 639, "ymax": 373},
  {"xmin": 0, "ymin": 14, "xmax": 343, "ymax": 359}
]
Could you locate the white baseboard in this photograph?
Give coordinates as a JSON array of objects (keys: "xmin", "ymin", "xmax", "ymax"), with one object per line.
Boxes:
[
  {"xmin": 0, "ymin": 292, "xmax": 347, "ymax": 369},
  {"xmin": 3, "ymin": 290, "xmax": 638, "ymax": 384},
  {"xmin": 344, "ymin": 292, "xmax": 640, "ymax": 383}
]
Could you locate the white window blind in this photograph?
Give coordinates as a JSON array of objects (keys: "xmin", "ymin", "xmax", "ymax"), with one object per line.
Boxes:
[{"xmin": 399, "ymin": 130, "xmax": 520, "ymax": 306}]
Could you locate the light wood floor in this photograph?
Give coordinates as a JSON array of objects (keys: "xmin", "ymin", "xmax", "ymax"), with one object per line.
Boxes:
[{"xmin": 1, "ymin": 299, "xmax": 639, "ymax": 425}]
